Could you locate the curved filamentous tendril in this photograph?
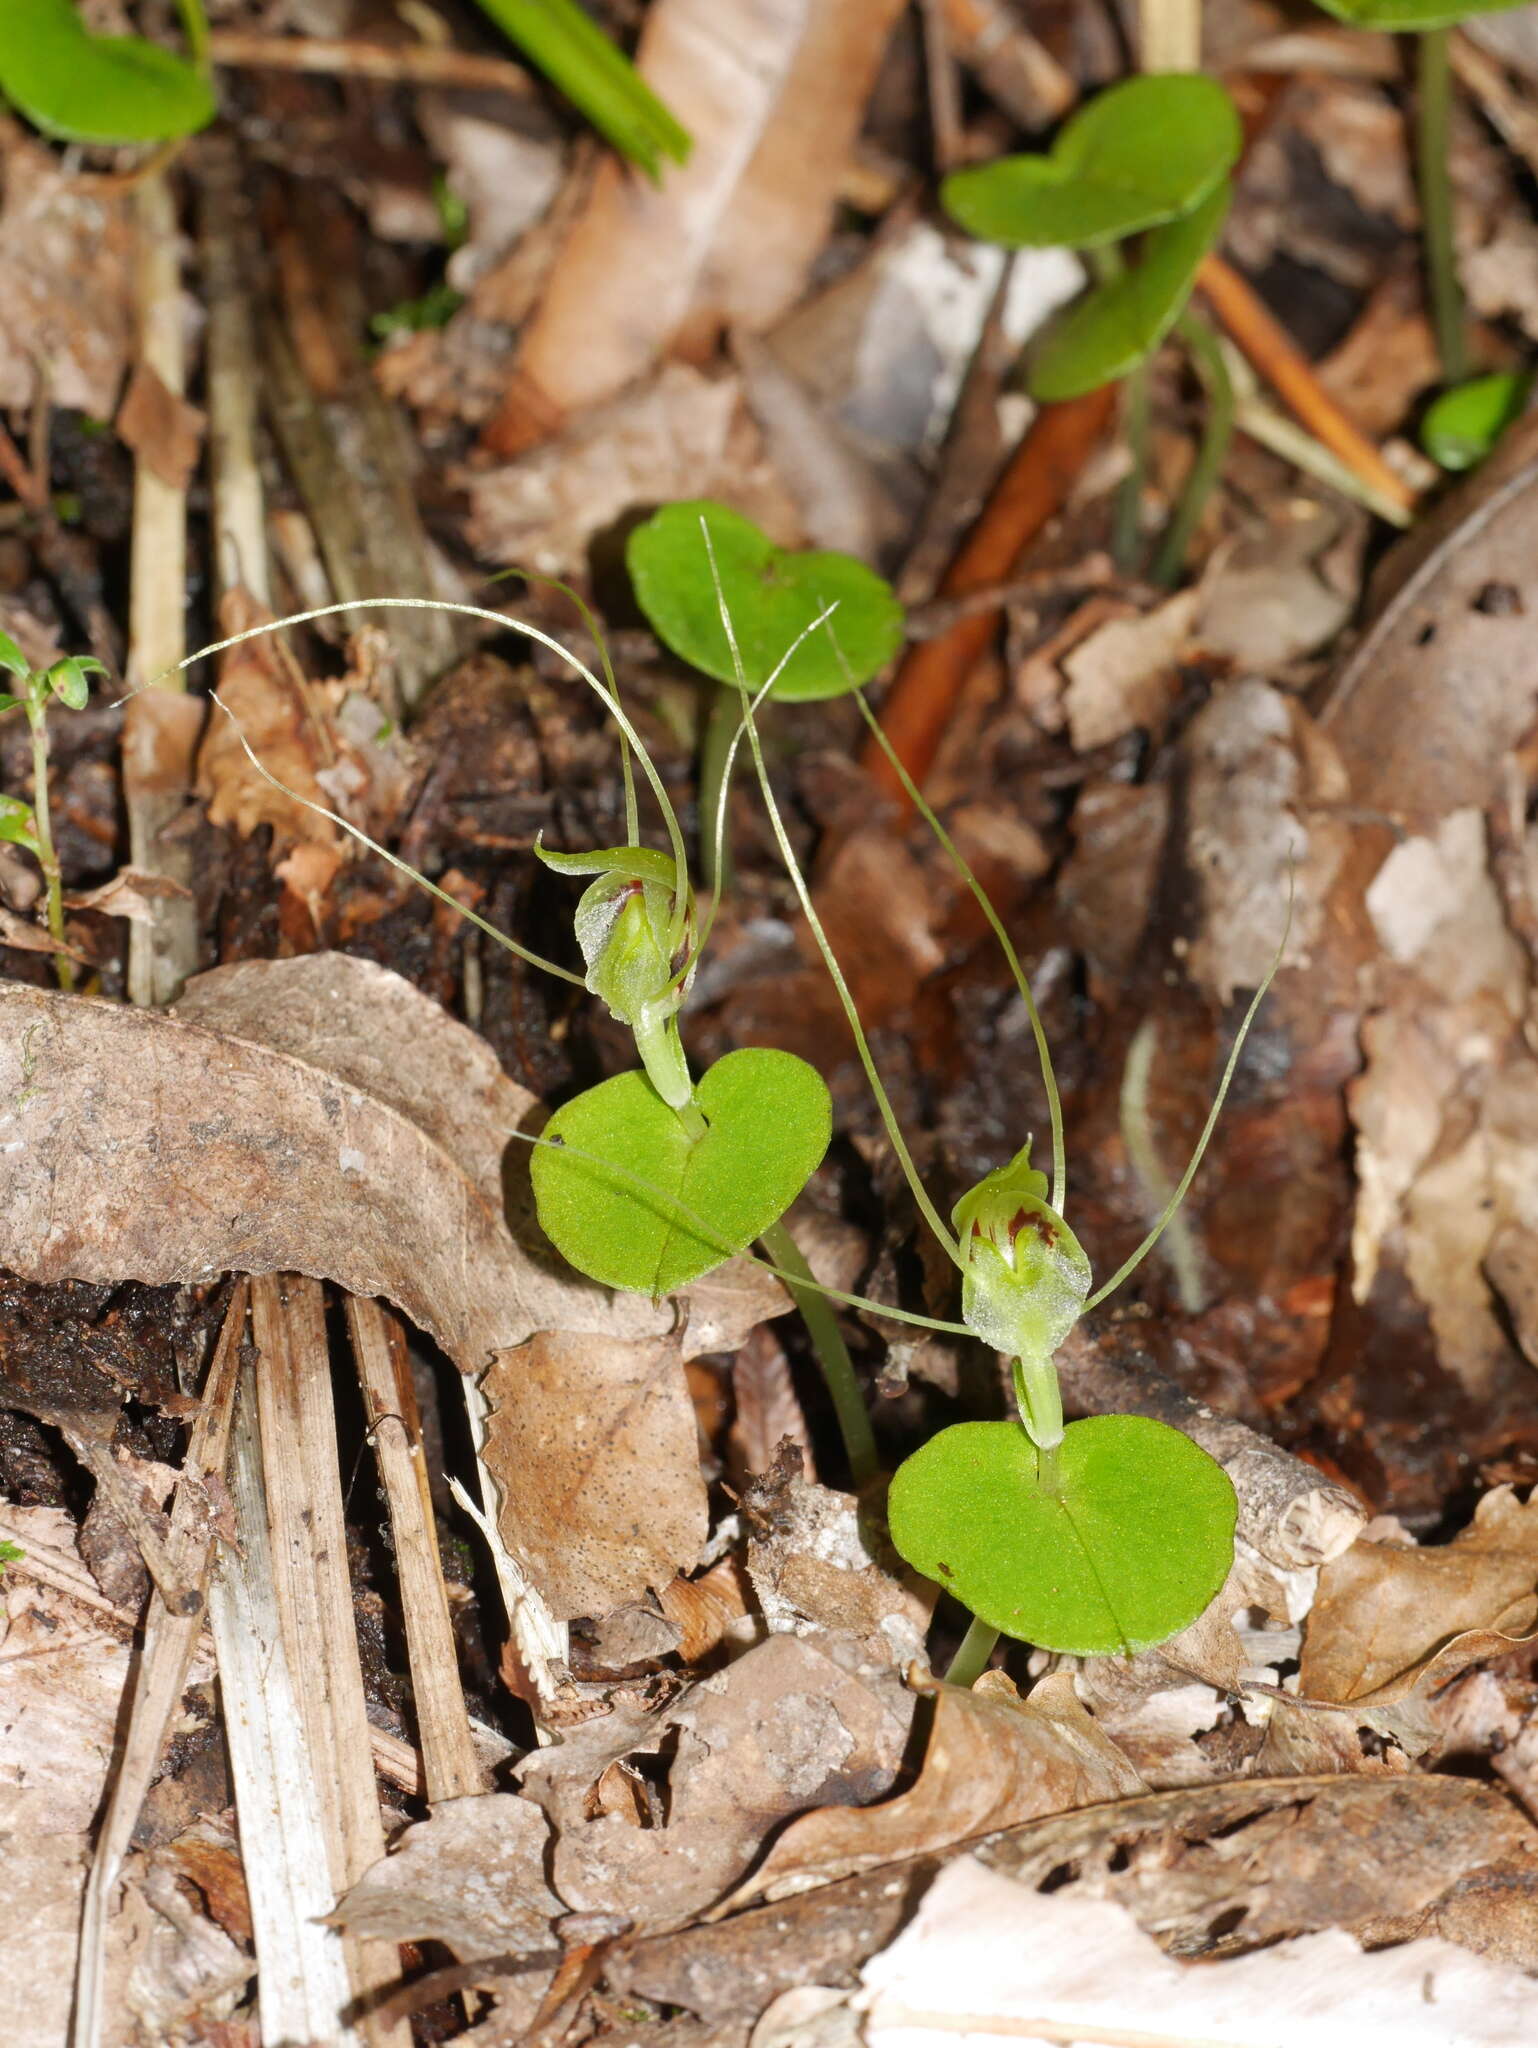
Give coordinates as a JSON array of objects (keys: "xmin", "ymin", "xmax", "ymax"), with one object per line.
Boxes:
[
  {"xmin": 484, "ymin": 564, "xmax": 641, "ymax": 857},
  {"xmin": 1083, "ymin": 871, "xmax": 1295, "ymax": 1312},
  {"xmin": 692, "ymin": 603, "xmax": 850, "ymax": 968},
  {"xmin": 128, "ymin": 596, "xmax": 693, "ymax": 956},
  {"xmin": 849, "ymin": 685, "xmax": 1067, "ymax": 1215},
  {"xmin": 203, "ymin": 691, "xmax": 585, "ymax": 986},
  {"xmin": 698, "ymin": 520, "xmax": 963, "ymax": 1268}
]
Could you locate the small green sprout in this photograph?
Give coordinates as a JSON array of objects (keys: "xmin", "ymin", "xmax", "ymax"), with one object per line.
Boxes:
[
  {"xmin": 692, "ymin": 512, "xmax": 1280, "ymax": 1668},
  {"xmin": 468, "ymin": 0, "xmax": 690, "ymax": 181},
  {"xmin": 0, "ymin": 633, "xmax": 104, "ymax": 989},
  {"xmin": 626, "ymin": 500, "xmax": 904, "ymax": 884},
  {"xmin": 0, "ymin": 0, "xmax": 215, "ymax": 146},
  {"xmin": 1309, "ymin": 0, "xmax": 1528, "ymax": 381},
  {"xmin": 0, "ymin": 1539, "xmax": 23, "ymax": 1574},
  {"xmin": 941, "ymin": 74, "xmax": 1242, "ymax": 580},
  {"xmin": 942, "ymin": 74, "xmax": 1240, "ymax": 402},
  {"xmin": 1421, "ymin": 370, "xmax": 1530, "ymax": 469}
]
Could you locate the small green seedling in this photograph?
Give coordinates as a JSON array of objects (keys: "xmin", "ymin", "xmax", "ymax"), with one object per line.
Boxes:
[
  {"xmin": 688, "ymin": 514, "xmax": 1279, "ymax": 1669},
  {"xmin": 942, "ymin": 74, "xmax": 1241, "ymax": 581},
  {"xmin": 0, "ymin": 1539, "xmax": 23, "ymax": 1573},
  {"xmin": 942, "ymin": 74, "xmax": 1240, "ymax": 401},
  {"xmin": 1421, "ymin": 369, "xmax": 1531, "ymax": 469},
  {"xmin": 0, "ymin": 634, "xmax": 104, "ymax": 990},
  {"xmin": 626, "ymin": 500, "xmax": 903, "ymax": 882},
  {"xmin": 127, "ymin": 557, "xmax": 1278, "ymax": 1664},
  {"xmin": 134, "ymin": 591, "xmax": 878, "ymax": 1488},
  {"xmin": 1309, "ymin": 0, "xmax": 1528, "ymax": 382},
  {"xmin": 0, "ymin": 0, "xmax": 215, "ymax": 146},
  {"xmin": 468, "ymin": 0, "xmax": 690, "ymax": 180}
]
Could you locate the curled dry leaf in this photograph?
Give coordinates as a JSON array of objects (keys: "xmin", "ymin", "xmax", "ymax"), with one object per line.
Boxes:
[
  {"xmin": 115, "ymin": 361, "xmax": 207, "ymax": 493},
  {"xmin": 724, "ymin": 1671, "xmax": 1143, "ymax": 1911},
  {"xmin": 658, "ymin": 1552, "xmax": 754, "ymax": 1663},
  {"xmin": 1300, "ymin": 1486, "xmax": 1538, "ymax": 1711},
  {"xmin": 519, "ymin": 1633, "xmax": 912, "ymax": 1933},
  {"xmin": 0, "ymin": 954, "xmax": 672, "ymax": 1376},
  {"xmin": 482, "ymin": 1332, "xmax": 709, "ymax": 1621},
  {"xmin": 331, "ymin": 1792, "xmax": 560, "ymax": 1960}
]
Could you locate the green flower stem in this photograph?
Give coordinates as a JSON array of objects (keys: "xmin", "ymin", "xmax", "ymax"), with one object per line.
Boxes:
[
  {"xmin": 758, "ymin": 1216, "xmax": 878, "ymax": 1487},
  {"xmin": 27, "ymin": 697, "xmax": 71, "ymax": 992},
  {"xmin": 634, "ymin": 1009, "xmax": 694, "ymax": 1115},
  {"xmin": 698, "ymin": 687, "xmax": 737, "ymax": 894},
  {"xmin": 1151, "ymin": 310, "xmax": 1234, "ymax": 588},
  {"xmin": 1011, "ymin": 1355, "xmax": 1064, "ymax": 1453},
  {"xmin": 1417, "ymin": 27, "xmax": 1467, "ymax": 384},
  {"xmin": 1113, "ymin": 354, "xmax": 1152, "ymax": 572},
  {"xmin": 944, "ymin": 1612, "xmax": 1000, "ymax": 1688}
]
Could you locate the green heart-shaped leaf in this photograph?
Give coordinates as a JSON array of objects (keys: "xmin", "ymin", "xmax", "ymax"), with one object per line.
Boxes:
[
  {"xmin": 1312, "ymin": 0, "xmax": 1526, "ymax": 27},
  {"xmin": 530, "ymin": 1047, "xmax": 831, "ymax": 1294},
  {"xmin": 888, "ymin": 1414, "xmax": 1237, "ymax": 1655},
  {"xmin": 942, "ymin": 74, "xmax": 1240, "ymax": 252},
  {"xmin": 626, "ymin": 501, "xmax": 904, "ymax": 704},
  {"xmin": 0, "ymin": 0, "xmax": 216, "ymax": 145},
  {"xmin": 1028, "ymin": 179, "xmax": 1230, "ymax": 402}
]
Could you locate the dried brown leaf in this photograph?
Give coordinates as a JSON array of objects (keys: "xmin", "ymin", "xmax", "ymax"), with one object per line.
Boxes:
[
  {"xmin": 1061, "ymin": 590, "xmax": 1197, "ymax": 752},
  {"xmin": 482, "ymin": 1332, "xmax": 709, "ymax": 1621},
  {"xmin": 658, "ymin": 1553, "xmax": 754, "ymax": 1663},
  {"xmin": 116, "ymin": 361, "xmax": 207, "ymax": 492},
  {"xmin": 520, "ymin": 1633, "xmax": 912, "ymax": 1932},
  {"xmin": 0, "ymin": 134, "xmax": 133, "ymax": 415},
  {"xmin": 465, "ymin": 363, "xmax": 799, "ymax": 578},
  {"xmin": 724, "ymin": 1671, "xmax": 1144, "ymax": 1909},
  {"xmin": 0, "ymin": 955, "xmax": 673, "ymax": 1378},
  {"xmin": 1301, "ymin": 1486, "xmax": 1538, "ymax": 1709},
  {"xmin": 491, "ymin": 0, "xmax": 906, "ymax": 439},
  {"xmin": 196, "ymin": 587, "xmax": 341, "ymax": 853}
]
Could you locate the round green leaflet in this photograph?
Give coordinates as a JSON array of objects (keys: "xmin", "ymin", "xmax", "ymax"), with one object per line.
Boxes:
[
  {"xmin": 1028, "ymin": 180, "xmax": 1231, "ymax": 402},
  {"xmin": 887, "ymin": 1415, "xmax": 1238, "ymax": 1657},
  {"xmin": 941, "ymin": 74, "xmax": 1241, "ymax": 253},
  {"xmin": 530, "ymin": 1047, "xmax": 832, "ymax": 1295},
  {"xmin": 0, "ymin": 0, "xmax": 216, "ymax": 145},
  {"xmin": 626, "ymin": 502, "xmax": 904, "ymax": 704}
]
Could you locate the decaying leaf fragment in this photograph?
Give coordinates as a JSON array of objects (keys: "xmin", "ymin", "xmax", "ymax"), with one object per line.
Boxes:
[
  {"xmin": 725, "ymin": 1671, "xmax": 1143, "ymax": 1909},
  {"xmin": 482, "ymin": 1332, "xmax": 709, "ymax": 1620},
  {"xmin": 519, "ymin": 1633, "xmax": 913, "ymax": 1932},
  {"xmin": 0, "ymin": 954, "xmax": 670, "ymax": 1373},
  {"xmin": 848, "ymin": 1854, "xmax": 1537, "ymax": 2046},
  {"xmin": 1301, "ymin": 1486, "xmax": 1538, "ymax": 1710}
]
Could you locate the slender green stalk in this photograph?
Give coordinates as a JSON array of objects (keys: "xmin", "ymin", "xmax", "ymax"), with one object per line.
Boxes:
[
  {"xmin": 851, "ymin": 690, "xmax": 1066, "ymax": 1215},
  {"xmin": 174, "ymin": 0, "xmax": 210, "ymax": 65},
  {"xmin": 698, "ymin": 536, "xmax": 962, "ymax": 1269},
  {"xmin": 1151, "ymin": 311, "xmax": 1234, "ymax": 588},
  {"xmin": 1112, "ymin": 355, "xmax": 1152, "ymax": 573},
  {"xmin": 944, "ymin": 1612, "xmax": 1000, "ymax": 1688},
  {"xmin": 698, "ymin": 688, "xmax": 738, "ymax": 894},
  {"xmin": 1011, "ymin": 1355, "xmax": 1063, "ymax": 1452},
  {"xmin": 759, "ymin": 1217, "xmax": 878, "ymax": 1487},
  {"xmin": 468, "ymin": 0, "xmax": 690, "ymax": 180},
  {"xmin": 27, "ymin": 700, "xmax": 71, "ymax": 992},
  {"xmin": 1417, "ymin": 27, "xmax": 1467, "ymax": 384}
]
